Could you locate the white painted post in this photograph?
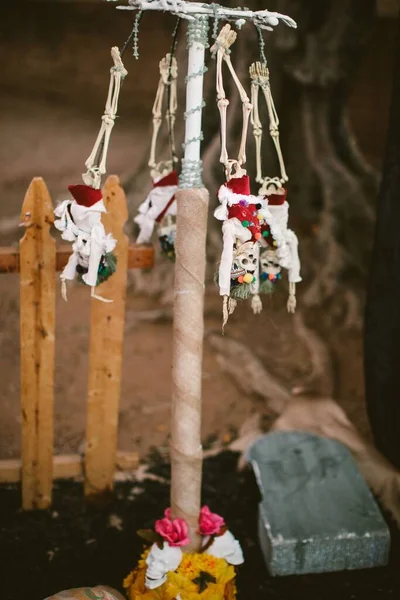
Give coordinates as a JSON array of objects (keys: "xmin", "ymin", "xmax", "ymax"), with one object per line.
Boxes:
[
  {"xmin": 179, "ymin": 18, "xmax": 207, "ymax": 187},
  {"xmin": 170, "ymin": 16, "xmax": 209, "ymax": 552}
]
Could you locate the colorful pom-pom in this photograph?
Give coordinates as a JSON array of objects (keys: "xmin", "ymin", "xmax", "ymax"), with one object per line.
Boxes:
[
  {"xmin": 277, "ymin": 273, "xmax": 282, "ymax": 280},
  {"xmin": 261, "ymin": 272, "xmax": 268, "ymax": 281},
  {"xmin": 268, "ymin": 273, "xmax": 275, "ymax": 281},
  {"xmin": 243, "ymin": 273, "xmax": 253, "ymax": 284},
  {"xmin": 262, "ymin": 230, "xmax": 269, "ymax": 238},
  {"xmin": 238, "ymin": 275, "xmax": 244, "ymax": 283},
  {"xmin": 254, "ymin": 232, "xmax": 261, "ymax": 240},
  {"xmin": 242, "ymin": 220, "xmax": 250, "ymax": 227},
  {"xmin": 257, "ymin": 214, "xmax": 264, "ymax": 221}
]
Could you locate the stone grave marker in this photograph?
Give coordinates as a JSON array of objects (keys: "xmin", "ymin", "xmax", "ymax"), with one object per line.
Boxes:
[{"xmin": 247, "ymin": 431, "xmax": 390, "ymax": 576}]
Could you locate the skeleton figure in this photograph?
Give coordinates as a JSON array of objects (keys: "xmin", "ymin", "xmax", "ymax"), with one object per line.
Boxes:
[
  {"xmin": 134, "ymin": 170, "xmax": 178, "ymax": 259},
  {"xmin": 134, "ymin": 54, "xmax": 179, "ymax": 259},
  {"xmin": 215, "ymin": 175, "xmax": 264, "ymax": 328},
  {"xmin": 54, "ymin": 185, "xmax": 117, "ymax": 303},
  {"xmin": 145, "ymin": 543, "xmax": 182, "ymax": 589},
  {"xmin": 257, "ymin": 186, "xmax": 301, "ymax": 311},
  {"xmin": 259, "ymin": 247, "xmax": 282, "ymax": 293},
  {"xmin": 249, "ymin": 60, "xmax": 301, "ymax": 313}
]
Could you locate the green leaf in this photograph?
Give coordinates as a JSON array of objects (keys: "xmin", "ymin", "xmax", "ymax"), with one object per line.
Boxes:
[
  {"xmin": 192, "ymin": 571, "xmax": 217, "ymax": 593},
  {"xmin": 137, "ymin": 529, "xmax": 164, "ymax": 545}
]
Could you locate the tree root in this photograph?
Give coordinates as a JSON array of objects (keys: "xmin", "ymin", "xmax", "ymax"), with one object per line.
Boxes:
[
  {"xmin": 291, "ymin": 312, "xmax": 335, "ymax": 397},
  {"xmin": 209, "ymin": 326, "xmax": 400, "ymax": 524},
  {"xmin": 207, "ymin": 333, "xmax": 291, "ymax": 414}
]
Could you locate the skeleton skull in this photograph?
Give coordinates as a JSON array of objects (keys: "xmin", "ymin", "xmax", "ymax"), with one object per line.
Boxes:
[
  {"xmin": 145, "ymin": 543, "xmax": 182, "ymax": 589},
  {"xmin": 231, "ymin": 241, "xmax": 258, "ymax": 280},
  {"xmin": 260, "ymin": 248, "xmax": 281, "ymax": 278},
  {"xmin": 205, "ymin": 530, "xmax": 244, "ymax": 566}
]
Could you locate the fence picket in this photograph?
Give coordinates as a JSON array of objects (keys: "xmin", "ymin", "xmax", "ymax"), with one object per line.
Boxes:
[
  {"xmin": 84, "ymin": 175, "xmax": 129, "ymax": 498},
  {"xmin": 20, "ymin": 177, "xmax": 56, "ymax": 509}
]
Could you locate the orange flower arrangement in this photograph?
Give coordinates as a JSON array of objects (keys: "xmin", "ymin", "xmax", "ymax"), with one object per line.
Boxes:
[
  {"xmin": 123, "ymin": 550, "xmax": 238, "ymax": 600},
  {"xmin": 123, "ymin": 506, "xmax": 243, "ymax": 600}
]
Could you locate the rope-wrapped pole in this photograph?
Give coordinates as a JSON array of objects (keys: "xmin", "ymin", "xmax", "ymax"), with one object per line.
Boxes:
[{"xmin": 170, "ymin": 15, "xmax": 209, "ymax": 553}]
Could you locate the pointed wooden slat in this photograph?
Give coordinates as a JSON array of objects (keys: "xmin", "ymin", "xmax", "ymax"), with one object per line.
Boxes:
[
  {"xmin": 20, "ymin": 177, "xmax": 55, "ymax": 509},
  {"xmin": 84, "ymin": 175, "xmax": 129, "ymax": 498}
]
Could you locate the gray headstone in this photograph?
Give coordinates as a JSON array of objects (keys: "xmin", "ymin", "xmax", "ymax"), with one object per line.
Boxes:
[{"xmin": 247, "ymin": 431, "xmax": 390, "ymax": 576}]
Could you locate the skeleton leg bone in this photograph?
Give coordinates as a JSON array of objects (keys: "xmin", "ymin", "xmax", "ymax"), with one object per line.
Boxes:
[{"xmin": 91, "ymin": 287, "xmax": 113, "ymax": 303}]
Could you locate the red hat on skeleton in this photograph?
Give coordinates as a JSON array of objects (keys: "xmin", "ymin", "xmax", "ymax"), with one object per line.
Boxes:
[
  {"xmin": 225, "ymin": 176, "xmax": 262, "ymax": 242},
  {"xmin": 68, "ymin": 184, "xmax": 103, "ymax": 208}
]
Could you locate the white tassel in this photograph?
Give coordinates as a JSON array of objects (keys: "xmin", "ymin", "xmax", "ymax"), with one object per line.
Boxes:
[
  {"xmin": 251, "ymin": 293, "xmax": 262, "ymax": 315},
  {"xmin": 222, "ymin": 295, "xmax": 229, "ymax": 333},
  {"xmin": 287, "ymin": 281, "xmax": 296, "ymax": 314},
  {"xmin": 61, "ymin": 279, "xmax": 68, "ymax": 303},
  {"xmin": 228, "ymin": 297, "xmax": 237, "ymax": 315}
]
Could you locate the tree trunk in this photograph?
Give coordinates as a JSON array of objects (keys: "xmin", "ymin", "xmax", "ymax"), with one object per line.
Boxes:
[{"xmin": 364, "ymin": 15, "xmax": 400, "ymax": 468}]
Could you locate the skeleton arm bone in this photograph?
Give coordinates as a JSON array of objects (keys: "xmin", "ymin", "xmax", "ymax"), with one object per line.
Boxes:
[
  {"xmin": 84, "ymin": 47, "xmax": 127, "ymax": 189},
  {"xmin": 262, "ymin": 83, "xmax": 288, "ymax": 183},
  {"xmin": 212, "ymin": 25, "xmax": 252, "ymax": 170},
  {"xmin": 148, "ymin": 78, "xmax": 165, "ymax": 170},
  {"xmin": 224, "ymin": 55, "xmax": 252, "ymax": 167},
  {"xmin": 250, "ymin": 81, "xmax": 263, "ymax": 183}
]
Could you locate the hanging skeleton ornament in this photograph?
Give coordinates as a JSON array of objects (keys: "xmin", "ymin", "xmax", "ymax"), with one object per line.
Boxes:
[
  {"xmin": 54, "ymin": 185, "xmax": 117, "ymax": 302},
  {"xmin": 212, "ymin": 25, "xmax": 263, "ymax": 328},
  {"xmin": 250, "ymin": 61, "xmax": 301, "ymax": 312},
  {"xmin": 134, "ymin": 54, "xmax": 179, "ymax": 260},
  {"xmin": 54, "ymin": 47, "xmax": 126, "ymax": 302}
]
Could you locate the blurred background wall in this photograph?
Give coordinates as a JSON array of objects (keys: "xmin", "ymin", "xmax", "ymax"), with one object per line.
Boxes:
[
  {"xmin": 0, "ymin": 0, "xmax": 398, "ymax": 462},
  {"xmin": 0, "ymin": 0, "xmax": 397, "ymax": 240}
]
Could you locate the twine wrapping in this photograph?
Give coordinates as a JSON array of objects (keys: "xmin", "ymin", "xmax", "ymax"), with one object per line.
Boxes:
[{"xmin": 170, "ymin": 187, "xmax": 209, "ymax": 552}]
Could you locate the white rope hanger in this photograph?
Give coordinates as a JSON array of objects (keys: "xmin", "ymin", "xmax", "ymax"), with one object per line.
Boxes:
[
  {"xmin": 83, "ymin": 47, "xmax": 128, "ymax": 190},
  {"xmin": 211, "ymin": 24, "xmax": 253, "ymax": 181}
]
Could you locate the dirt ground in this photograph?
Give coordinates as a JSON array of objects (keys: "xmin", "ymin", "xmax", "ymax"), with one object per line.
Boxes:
[{"xmin": 1, "ymin": 452, "xmax": 400, "ymax": 600}]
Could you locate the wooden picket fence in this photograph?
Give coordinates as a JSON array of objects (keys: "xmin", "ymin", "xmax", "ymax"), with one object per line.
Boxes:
[{"xmin": 0, "ymin": 176, "xmax": 153, "ymax": 510}]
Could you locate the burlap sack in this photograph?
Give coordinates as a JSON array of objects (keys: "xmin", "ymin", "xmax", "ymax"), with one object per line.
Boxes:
[{"xmin": 44, "ymin": 586, "xmax": 125, "ymax": 600}]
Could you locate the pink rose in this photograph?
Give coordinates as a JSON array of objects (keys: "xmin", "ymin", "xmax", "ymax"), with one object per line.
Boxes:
[
  {"xmin": 199, "ymin": 506, "xmax": 225, "ymax": 536},
  {"xmin": 155, "ymin": 515, "xmax": 190, "ymax": 547}
]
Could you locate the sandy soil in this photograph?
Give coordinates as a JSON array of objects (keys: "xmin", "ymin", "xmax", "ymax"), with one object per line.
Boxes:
[{"xmin": 0, "ymin": 271, "xmax": 368, "ymax": 460}]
